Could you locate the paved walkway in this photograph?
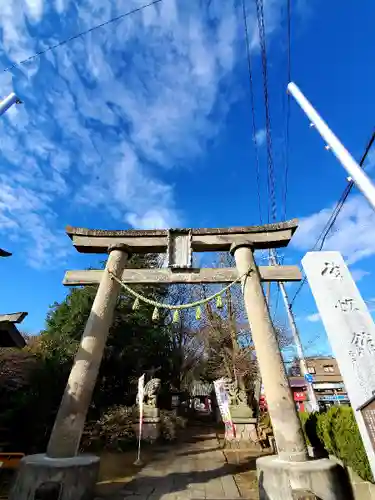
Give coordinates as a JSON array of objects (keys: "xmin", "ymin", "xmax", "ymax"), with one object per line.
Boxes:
[{"xmin": 96, "ymin": 427, "xmax": 259, "ymax": 500}]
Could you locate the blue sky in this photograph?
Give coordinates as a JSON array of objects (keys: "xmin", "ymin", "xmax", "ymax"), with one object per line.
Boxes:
[{"xmin": 1, "ymin": 0, "xmax": 375, "ymax": 360}]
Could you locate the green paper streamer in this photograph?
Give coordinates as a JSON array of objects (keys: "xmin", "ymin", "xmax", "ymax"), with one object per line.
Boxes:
[
  {"xmin": 152, "ymin": 307, "xmax": 160, "ymax": 322},
  {"xmin": 172, "ymin": 310, "xmax": 179, "ymax": 323},
  {"xmin": 132, "ymin": 298, "xmax": 140, "ymax": 311},
  {"xmin": 216, "ymin": 295, "xmax": 223, "ymax": 309},
  {"xmin": 195, "ymin": 306, "xmax": 202, "ymax": 321}
]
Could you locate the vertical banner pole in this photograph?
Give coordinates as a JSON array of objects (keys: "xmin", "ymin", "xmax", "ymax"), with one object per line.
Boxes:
[{"xmin": 135, "ymin": 373, "xmax": 145, "ymax": 465}]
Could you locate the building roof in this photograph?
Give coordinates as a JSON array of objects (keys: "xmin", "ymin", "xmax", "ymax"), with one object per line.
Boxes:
[
  {"xmin": 0, "ymin": 312, "xmax": 28, "ymax": 348},
  {"xmin": 189, "ymin": 381, "xmax": 213, "ymax": 397},
  {"xmin": 289, "ymin": 377, "xmax": 307, "ymax": 388},
  {"xmin": 0, "ymin": 248, "xmax": 11, "ymax": 257},
  {"xmin": 305, "ymin": 356, "xmax": 336, "ymax": 362}
]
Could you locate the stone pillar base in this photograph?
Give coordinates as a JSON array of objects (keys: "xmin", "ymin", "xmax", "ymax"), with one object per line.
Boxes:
[
  {"xmin": 9, "ymin": 453, "xmax": 100, "ymax": 500},
  {"xmin": 257, "ymin": 455, "xmax": 353, "ymax": 500},
  {"xmin": 133, "ymin": 416, "xmax": 161, "ymax": 443}
]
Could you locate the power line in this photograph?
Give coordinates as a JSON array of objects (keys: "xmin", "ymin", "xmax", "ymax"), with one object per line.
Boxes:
[
  {"xmin": 254, "ymin": 0, "xmax": 278, "ymax": 223},
  {"xmin": 242, "ymin": 0, "xmax": 263, "ymax": 224},
  {"xmin": 317, "ymin": 130, "xmax": 375, "ymax": 249},
  {"xmin": 290, "ymin": 130, "xmax": 375, "ymax": 308},
  {"xmin": 282, "ymin": 0, "xmax": 292, "ymax": 220},
  {"xmin": 3, "ymin": 0, "xmax": 162, "ymax": 73}
]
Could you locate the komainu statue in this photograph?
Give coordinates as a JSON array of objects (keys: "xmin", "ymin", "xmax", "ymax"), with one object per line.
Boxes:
[
  {"xmin": 136, "ymin": 378, "xmax": 161, "ymax": 408},
  {"xmin": 223, "ymin": 378, "xmax": 248, "ymax": 407}
]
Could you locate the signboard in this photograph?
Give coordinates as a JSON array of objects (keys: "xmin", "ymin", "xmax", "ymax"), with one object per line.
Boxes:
[
  {"xmin": 289, "ymin": 378, "xmax": 307, "ymax": 388},
  {"xmin": 317, "ymin": 395, "xmax": 349, "ymax": 402},
  {"xmin": 302, "ymin": 251, "xmax": 375, "ymax": 475},
  {"xmin": 304, "ymin": 373, "xmax": 313, "ymax": 383},
  {"xmin": 293, "ymin": 391, "xmax": 306, "ymax": 402},
  {"xmin": 213, "ymin": 379, "xmax": 235, "ymax": 439},
  {"xmin": 313, "ymin": 383, "xmax": 344, "ymax": 390},
  {"xmin": 360, "ymin": 396, "xmax": 375, "ymax": 450}
]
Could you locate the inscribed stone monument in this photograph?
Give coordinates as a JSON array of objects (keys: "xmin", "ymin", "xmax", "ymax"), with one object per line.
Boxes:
[{"xmin": 302, "ymin": 251, "xmax": 375, "ymax": 476}]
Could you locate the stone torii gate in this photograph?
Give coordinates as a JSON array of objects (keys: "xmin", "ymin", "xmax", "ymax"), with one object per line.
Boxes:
[{"xmin": 11, "ymin": 220, "xmax": 348, "ymax": 500}]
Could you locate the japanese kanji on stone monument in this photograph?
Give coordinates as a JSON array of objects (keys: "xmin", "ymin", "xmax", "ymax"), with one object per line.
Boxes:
[{"xmin": 303, "ymin": 250, "xmax": 375, "ymax": 477}]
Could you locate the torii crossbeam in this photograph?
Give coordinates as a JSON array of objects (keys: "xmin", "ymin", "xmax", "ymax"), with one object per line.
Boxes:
[{"xmin": 63, "ymin": 219, "xmax": 302, "ymax": 286}]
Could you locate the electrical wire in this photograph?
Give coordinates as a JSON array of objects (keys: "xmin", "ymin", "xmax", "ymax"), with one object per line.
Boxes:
[
  {"xmin": 290, "ymin": 130, "xmax": 375, "ymax": 308},
  {"xmin": 254, "ymin": 0, "xmax": 278, "ymax": 223},
  {"xmin": 3, "ymin": 0, "xmax": 162, "ymax": 73},
  {"xmin": 242, "ymin": 0, "xmax": 263, "ymax": 225},
  {"xmin": 282, "ymin": 0, "xmax": 291, "ymax": 220}
]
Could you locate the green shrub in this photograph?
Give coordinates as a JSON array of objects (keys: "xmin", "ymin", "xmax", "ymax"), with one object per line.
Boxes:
[
  {"xmin": 316, "ymin": 407, "xmax": 339, "ymax": 456},
  {"xmin": 81, "ymin": 406, "xmax": 187, "ymax": 451},
  {"xmin": 259, "ymin": 412, "xmax": 272, "ymax": 430},
  {"xmin": 329, "ymin": 407, "xmax": 372, "ymax": 482},
  {"xmin": 81, "ymin": 405, "xmax": 136, "ymax": 451},
  {"xmin": 301, "ymin": 407, "xmax": 373, "ymax": 483},
  {"xmin": 160, "ymin": 409, "xmax": 187, "ymax": 441},
  {"xmin": 298, "ymin": 411, "xmax": 311, "ymax": 446}
]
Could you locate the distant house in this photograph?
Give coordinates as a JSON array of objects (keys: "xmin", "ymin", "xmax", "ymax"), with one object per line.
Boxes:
[
  {"xmin": 188, "ymin": 380, "xmax": 213, "ymax": 398},
  {"xmin": 288, "ymin": 356, "xmax": 349, "ymax": 411}
]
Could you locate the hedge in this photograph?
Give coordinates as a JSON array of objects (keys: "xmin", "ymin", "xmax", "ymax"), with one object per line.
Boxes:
[
  {"xmin": 299, "ymin": 407, "xmax": 373, "ymax": 483},
  {"xmin": 81, "ymin": 405, "xmax": 187, "ymax": 452}
]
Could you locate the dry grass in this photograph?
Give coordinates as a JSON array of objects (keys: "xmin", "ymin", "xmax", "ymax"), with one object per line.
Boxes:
[{"xmin": 96, "ymin": 448, "xmax": 156, "ymax": 497}]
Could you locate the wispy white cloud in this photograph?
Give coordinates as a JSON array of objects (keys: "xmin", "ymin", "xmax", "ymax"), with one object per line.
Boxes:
[
  {"xmin": 351, "ymin": 268, "xmax": 370, "ymax": 282},
  {"xmin": 292, "ymin": 195, "xmax": 375, "ymax": 265},
  {"xmin": 255, "ymin": 127, "xmax": 266, "ymax": 146},
  {"xmin": 306, "ymin": 312, "xmax": 320, "ymax": 323},
  {"xmin": 0, "ymin": 0, "xmax": 297, "ymax": 267},
  {"xmin": 365, "ymin": 297, "xmax": 375, "ymax": 313},
  {"xmin": 25, "ymin": 0, "xmax": 44, "ymax": 22}
]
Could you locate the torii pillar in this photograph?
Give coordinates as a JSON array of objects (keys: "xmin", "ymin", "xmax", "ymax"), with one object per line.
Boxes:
[
  {"xmin": 231, "ymin": 243, "xmax": 307, "ymax": 462},
  {"xmin": 10, "ymin": 244, "xmax": 130, "ymax": 500},
  {"xmin": 231, "ymin": 243, "xmax": 351, "ymax": 499}
]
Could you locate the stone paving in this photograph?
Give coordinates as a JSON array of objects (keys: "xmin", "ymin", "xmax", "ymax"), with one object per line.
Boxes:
[{"xmin": 95, "ymin": 428, "xmax": 258, "ymax": 500}]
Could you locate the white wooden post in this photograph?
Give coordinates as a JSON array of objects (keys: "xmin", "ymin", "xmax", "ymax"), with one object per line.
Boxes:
[
  {"xmin": 0, "ymin": 93, "xmax": 21, "ymax": 116},
  {"xmin": 288, "ymin": 82, "xmax": 375, "ymax": 211}
]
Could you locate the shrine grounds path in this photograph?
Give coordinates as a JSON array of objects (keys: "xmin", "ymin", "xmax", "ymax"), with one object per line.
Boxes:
[{"xmin": 95, "ymin": 425, "xmax": 262, "ymax": 500}]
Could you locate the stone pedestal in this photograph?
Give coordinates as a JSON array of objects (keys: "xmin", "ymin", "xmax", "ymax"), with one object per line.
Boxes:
[
  {"xmin": 171, "ymin": 394, "xmax": 179, "ymax": 409},
  {"xmin": 257, "ymin": 455, "xmax": 353, "ymax": 500},
  {"xmin": 230, "ymin": 404, "xmax": 253, "ymax": 420},
  {"xmin": 225, "ymin": 405, "xmax": 260, "ymax": 451},
  {"xmin": 225, "ymin": 418, "xmax": 260, "ymax": 450},
  {"xmin": 133, "ymin": 407, "xmax": 161, "ymax": 443},
  {"xmin": 9, "ymin": 454, "xmax": 100, "ymax": 500}
]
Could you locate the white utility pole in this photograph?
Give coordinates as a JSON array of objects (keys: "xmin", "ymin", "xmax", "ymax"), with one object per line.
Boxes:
[
  {"xmin": 270, "ymin": 250, "xmax": 319, "ymax": 412},
  {"xmin": 278, "ymin": 281, "xmax": 319, "ymax": 412},
  {"xmin": 287, "ymin": 82, "xmax": 375, "ymax": 212},
  {"xmin": 0, "ymin": 92, "xmax": 21, "ymax": 117}
]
